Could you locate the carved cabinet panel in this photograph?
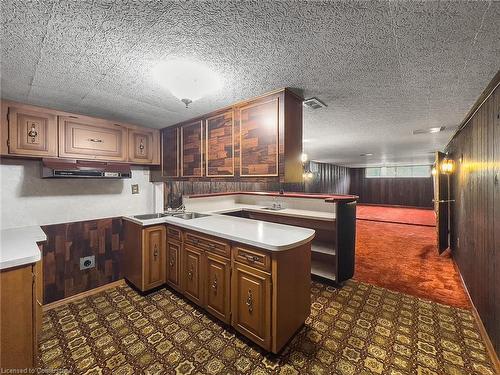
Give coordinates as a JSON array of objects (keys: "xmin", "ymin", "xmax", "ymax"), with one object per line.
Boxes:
[
  {"xmin": 181, "ymin": 121, "xmax": 203, "ymax": 177},
  {"xmin": 205, "ymin": 253, "xmax": 231, "ymax": 323},
  {"xmin": 7, "ymin": 106, "xmax": 58, "ymax": 156},
  {"xmin": 206, "ymin": 111, "xmax": 234, "ymax": 177},
  {"xmin": 143, "ymin": 226, "xmax": 166, "ymax": 290},
  {"xmin": 162, "ymin": 127, "xmax": 179, "ymax": 177},
  {"xmin": 166, "ymin": 240, "xmax": 181, "ymax": 291},
  {"xmin": 239, "ymin": 98, "xmax": 279, "ymax": 177},
  {"xmin": 128, "ymin": 128, "xmax": 159, "ymax": 164},
  {"xmin": 182, "ymin": 245, "xmax": 204, "ymax": 305}
]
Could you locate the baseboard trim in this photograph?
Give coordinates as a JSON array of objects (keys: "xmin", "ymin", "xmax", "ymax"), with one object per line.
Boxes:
[
  {"xmin": 454, "ymin": 263, "xmax": 500, "ymax": 373},
  {"xmin": 43, "ymin": 279, "xmax": 126, "ymax": 311}
]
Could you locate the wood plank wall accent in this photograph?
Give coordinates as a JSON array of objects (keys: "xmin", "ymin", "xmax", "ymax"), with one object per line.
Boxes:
[
  {"xmin": 446, "ymin": 78, "xmax": 500, "ymax": 355},
  {"xmin": 349, "ymin": 168, "xmax": 434, "ymax": 208},
  {"xmin": 206, "ymin": 111, "xmax": 234, "ymax": 176},
  {"xmin": 163, "ymin": 161, "xmax": 350, "ymax": 209},
  {"xmin": 240, "ymin": 98, "xmax": 279, "ymax": 177},
  {"xmin": 305, "ymin": 161, "xmax": 351, "ymax": 195},
  {"xmin": 162, "ymin": 127, "xmax": 179, "ymax": 177},
  {"xmin": 41, "ymin": 218, "xmax": 124, "ymax": 304},
  {"xmin": 181, "ymin": 120, "xmax": 203, "ymax": 177}
]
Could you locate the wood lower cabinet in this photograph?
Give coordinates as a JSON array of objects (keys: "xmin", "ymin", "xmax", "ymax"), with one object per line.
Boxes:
[
  {"xmin": 182, "ymin": 246, "xmax": 204, "ymax": 305},
  {"xmin": 128, "ymin": 128, "xmax": 160, "ymax": 164},
  {"xmin": 205, "ymin": 253, "xmax": 231, "ymax": 323},
  {"xmin": 0, "ymin": 259, "xmax": 42, "ymax": 370},
  {"xmin": 59, "ymin": 116, "xmax": 128, "ymax": 161},
  {"xmin": 143, "ymin": 226, "xmax": 167, "ymax": 290},
  {"xmin": 122, "ymin": 223, "xmax": 311, "ymax": 354},
  {"xmin": 166, "ymin": 240, "xmax": 181, "ymax": 291},
  {"xmin": 123, "ymin": 222, "xmax": 166, "ymax": 292},
  {"xmin": 231, "ymin": 262, "xmax": 271, "ymax": 348}
]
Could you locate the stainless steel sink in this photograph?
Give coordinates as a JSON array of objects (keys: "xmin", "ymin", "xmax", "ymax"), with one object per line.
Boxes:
[
  {"xmin": 173, "ymin": 212, "xmax": 210, "ymax": 220},
  {"xmin": 133, "ymin": 212, "xmax": 174, "ymax": 220}
]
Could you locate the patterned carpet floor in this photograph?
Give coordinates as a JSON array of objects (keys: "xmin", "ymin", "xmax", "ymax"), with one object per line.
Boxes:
[{"xmin": 39, "ymin": 280, "xmax": 496, "ymax": 375}]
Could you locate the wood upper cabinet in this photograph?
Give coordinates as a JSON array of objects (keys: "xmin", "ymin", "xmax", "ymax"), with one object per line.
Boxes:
[
  {"xmin": 182, "ymin": 245, "xmax": 204, "ymax": 305},
  {"xmin": 205, "ymin": 253, "xmax": 231, "ymax": 323},
  {"xmin": 239, "ymin": 98, "xmax": 279, "ymax": 177},
  {"xmin": 7, "ymin": 106, "xmax": 58, "ymax": 156},
  {"xmin": 128, "ymin": 128, "xmax": 160, "ymax": 165},
  {"xmin": 162, "ymin": 127, "xmax": 180, "ymax": 177},
  {"xmin": 59, "ymin": 116, "xmax": 127, "ymax": 161},
  {"xmin": 206, "ymin": 111, "xmax": 234, "ymax": 177},
  {"xmin": 143, "ymin": 226, "xmax": 167, "ymax": 290},
  {"xmin": 166, "ymin": 240, "xmax": 181, "ymax": 291},
  {"xmin": 231, "ymin": 262, "xmax": 271, "ymax": 350},
  {"xmin": 181, "ymin": 120, "xmax": 203, "ymax": 177}
]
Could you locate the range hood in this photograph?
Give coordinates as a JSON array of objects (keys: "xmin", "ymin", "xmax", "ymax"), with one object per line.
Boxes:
[{"xmin": 42, "ymin": 159, "xmax": 132, "ymax": 179}]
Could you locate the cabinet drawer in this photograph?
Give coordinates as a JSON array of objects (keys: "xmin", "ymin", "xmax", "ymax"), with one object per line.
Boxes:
[
  {"xmin": 232, "ymin": 246, "xmax": 271, "ymax": 272},
  {"xmin": 167, "ymin": 226, "xmax": 182, "ymax": 242},
  {"xmin": 184, "ymin": 232, "xmax": 230, "ymax": 258}
]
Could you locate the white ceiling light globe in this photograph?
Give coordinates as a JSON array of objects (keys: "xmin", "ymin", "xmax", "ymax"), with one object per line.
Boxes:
[{"xmin": 153, "ymin": 59, "xmax": 222, "ymax": 103}]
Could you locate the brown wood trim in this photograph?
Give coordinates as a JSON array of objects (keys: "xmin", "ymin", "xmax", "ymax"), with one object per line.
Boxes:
[
  {"xmin": 454, "ymin": 262, "xmax": 500, "ymax": 373},
  {"xmin": 186, "ymin": 191, "xmax": 359, "ymax": 202},
  {"xmin": 205, "ymin": 110, "xmax": 235, "ymax": 177},
  {"xmin": 239, "ymin": 97, "xmax": 280, "ymax": 177},
  {"xmin": 447, "ymin": 70, "xmax": 500, "ymax": 146},
  {"xmin": 161, "ymin": 127, "xmax": 180, "ymax": 177},
  {"xmin": 42, "ymin": 279, "xmax": 125, "ymax": 311}
]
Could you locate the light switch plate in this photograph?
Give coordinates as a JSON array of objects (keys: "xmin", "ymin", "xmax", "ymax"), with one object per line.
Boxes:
[{"xmin": 131, "ymin": 184, "xmax": 139, "ymax": 194}]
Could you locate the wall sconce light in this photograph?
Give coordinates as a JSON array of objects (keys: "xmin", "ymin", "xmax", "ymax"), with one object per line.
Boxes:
[
  {"xmin": 431, "ymin": 166, "xmax": 437, "ymax": 176},
  {"xmin": 301, "ymin": 153, "xmax": 313, "ymax": 179},
  {"xmin": 440, "ymin": 158, "xmax": 455, "ymax": 174}
]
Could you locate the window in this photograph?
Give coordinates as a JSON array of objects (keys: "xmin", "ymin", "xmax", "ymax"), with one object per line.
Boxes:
[{"xmin": 365, "ymin": 165, "xmax": 431, "ymax": 178}]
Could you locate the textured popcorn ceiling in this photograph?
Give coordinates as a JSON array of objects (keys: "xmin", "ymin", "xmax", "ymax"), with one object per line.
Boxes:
[{"xmin": 1, "ymin": 1, "xmax": 499, "ymax": 167}]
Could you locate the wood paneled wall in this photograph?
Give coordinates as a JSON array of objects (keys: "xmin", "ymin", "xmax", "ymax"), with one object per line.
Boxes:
[
  {"xmin": 349, "ymin": 168, "xmax": 434, "ymax": 208},
  {"xmin": 446, "ymin": 79, "xmax": 500, "ymax": 355},
  {"xmin": 163, "ymin": 161, "xmax": 350, "ymax": 208},
  {"xmin": 41, "ymin": 218, "xmax": 124, "ymax": 304}
]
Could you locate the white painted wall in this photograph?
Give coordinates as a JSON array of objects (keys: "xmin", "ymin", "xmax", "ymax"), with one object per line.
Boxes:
[{"xmin": 0, "ymin": 159, "xmax": 160, "ymax": 229}]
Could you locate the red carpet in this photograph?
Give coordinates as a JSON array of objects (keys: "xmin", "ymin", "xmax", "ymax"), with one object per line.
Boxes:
[
  {"xmin": 357, "ymin": 204, "xmax": 436, "ymax": 226},
  {"xmin": 354, "ymin": 217, "xmax": 469, "ymax": 309}
]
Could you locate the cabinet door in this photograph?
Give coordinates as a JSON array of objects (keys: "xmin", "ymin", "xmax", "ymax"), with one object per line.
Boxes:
[
  {"xmin": 166, "ymin": 241, "xmax": 181, "ymax": 290},
  {"xmin": 183, "ymin": 246, "xmax": 203, "ymax": 305},
  {"xmin": 205, "ymin": 253, "xmax": 231, "ymax": 323},
  {"xmin": 128, "ymin": 128, "xmax": 159, "ymax": 164},
  {"xmin": 7, "ymin": 106, "xmax": 57, "ymax": 156},
  {"xmin": 206, "ymin": 111, "xmax": 234, "ymax": 177},
  {"xmin": 231, "ymin": 262, "xmax": 271, "ymax": 349},
  {"xmin": 181, "ymin": 120, "xmax": 203, "ymax": 177},
  {"xmin": 162, "ymin": 127, "xmax": 179, "ymax": 177},
  {"xmin": 59, "ymin": 116, "xmax": 127, "ymax": 161},
  {"xmin": 239, "ymin": 98, "xmax": 279, "ymax": 177},
  {"xmin": 143, "ymin": 226, "xmax": 166, "ymax": 290}
]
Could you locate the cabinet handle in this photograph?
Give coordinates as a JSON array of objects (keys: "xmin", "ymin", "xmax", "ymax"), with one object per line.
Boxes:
[
  {"xmin": 246, "ymin": 289, "xmax": 253, "ymax": 313},
  {"xmin": 208, "ymin": 243, "xmax": 215, "ymax": 249},
  {"xmin": 169, "ymin": 257, "xmax": 175, "ymax": 267},
  {"xmin": 153, "ymin": 245, "xmax": 158, "ymax": 260},
  {"xmin": 191, "ymin": 238, "xmax": 199, "ymax": 244},
  {"xmin": 88, "ymin": 138, "xmax": 103, "ymax": 143},
  {"xmin": 139, "ymin": 140, "xmax": 145, "ymax": 154},
  {"xmin": 188, "ymin": 266, "xmax": 194, "ymax": 280},
  {"xmin": 243, "ymin": 253, "xmax": 259, "ymax": 263},
  {"xmin": 28, "ymin": 126, "xmax": 38, "ymax": 142},
  {"xmin": 211, "ymin": 275, "xmax": 217, "ymax": 293}
]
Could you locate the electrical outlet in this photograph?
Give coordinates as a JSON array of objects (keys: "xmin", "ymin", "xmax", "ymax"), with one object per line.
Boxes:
[
  {"xmin": 80, "ymin": 255, "xmax": 95, "ymax": 270},
  {"xmin": 131, "ymin": 184, "xmax": 139, "ymax": 194}
]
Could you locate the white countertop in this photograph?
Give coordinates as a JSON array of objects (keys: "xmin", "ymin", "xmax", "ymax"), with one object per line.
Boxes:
[
  {"xmin": 208, "ymin": 204, "xmax": 335, "ymax": 221},
  {"xmin": 124, "ymin": 214, "xmax": 316, "ymax": 251},
  {"xmin": 0, "ymin": 226, "xmax": 47, "ymax": 270}
]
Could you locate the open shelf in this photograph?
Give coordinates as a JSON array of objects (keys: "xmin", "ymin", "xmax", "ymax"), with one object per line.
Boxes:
[
  {"xmin": 311, "ymin": 240, "xmax": 336, "ymax": 256},
  {"xmin": 311, "ymin": 258, "xmax": 336, "ymax": 281}
]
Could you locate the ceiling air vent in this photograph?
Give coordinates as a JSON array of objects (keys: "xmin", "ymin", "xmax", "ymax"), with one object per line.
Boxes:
[{"xmin": 303, "ymin": 97, "xmax": 327, "ymax": 110}]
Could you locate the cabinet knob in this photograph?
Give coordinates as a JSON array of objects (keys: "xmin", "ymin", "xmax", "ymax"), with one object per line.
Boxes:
[
  {"xmin": 246, "ymin": 289, "xmax": 253, "ymax": 313},
  {"xmin": 88, "ymin": 138, "xmax": 103, "ymax": 143}
]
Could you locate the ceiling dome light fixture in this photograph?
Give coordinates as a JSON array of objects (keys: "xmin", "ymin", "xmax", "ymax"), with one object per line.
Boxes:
[{"xmin": 153, "ymin": 59, "xmax": 222, "ymax": 108}]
